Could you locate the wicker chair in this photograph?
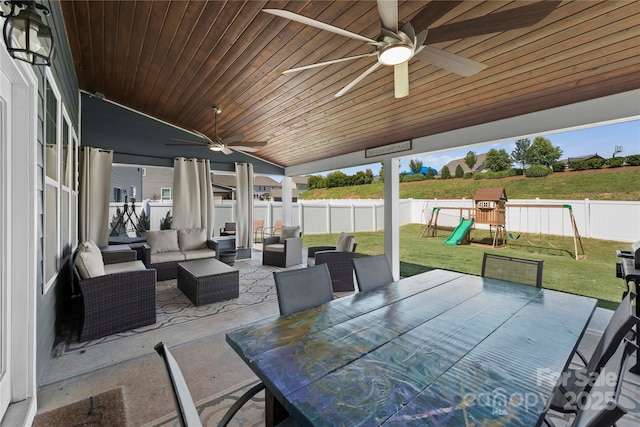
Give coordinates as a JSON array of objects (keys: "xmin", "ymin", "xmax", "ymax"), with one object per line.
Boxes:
[
  {"xmin": 481, "ymin": 252, "xmax": 544, "ymax": 287},
  {"xmin": 220, "ymin": 222, "xmax": 236, "ymax": 236},
  {"xmin": 73, "ymin": 248, "xmax": 157, "ymax": 342},
  {"xmin": 262, "ymin": 226, "xmax": 303, "ymax": 268},
  {"xmin": 273, "ymin": 263, "xmax": 333, "ymax": 316},
  {"xmin": 307, "ymin": 234, "xmax": 358, "ymax": 292}
]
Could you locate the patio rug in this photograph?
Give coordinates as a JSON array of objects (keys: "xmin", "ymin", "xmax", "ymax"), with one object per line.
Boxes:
[
  {"xmin": 144, "ymin": 379, "xmax": 264, "ymax": 427},
  {"xmin": 65, "ymin": 261, "xmax": 281, "ymax": 352},
  {"xmin": 34, "ymin": 387, "xmax": 129, "ymax": 427}
]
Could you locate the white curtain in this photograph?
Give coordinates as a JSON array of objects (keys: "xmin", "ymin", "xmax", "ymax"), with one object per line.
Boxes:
[
  {"xmin": 172, "ymin": 157, "xmax": 215, "ymax": 238},
  {"xmin": 79, "ymin": 147, "xmax": 113, "ymax": 247},
  {"xmin": 235, "ymin": 162, "xmax": 254, "ymax": 249}
]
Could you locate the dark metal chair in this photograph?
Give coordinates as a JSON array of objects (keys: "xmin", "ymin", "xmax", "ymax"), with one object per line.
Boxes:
[
  {"xmin": 273, "ymin": 263, "xmax": 333, "ymax": 316},
  {"xmin": 548, "ymin": 291, "xmax": 638, "ymax": 414},
  {"xmin": 481, "ymin": 252, "xmax": 544, "ymax": 287},
  {"xmin": 154, "ymin": 342, "xmax": 203, "ymax": 427},
  {"xmin": 352, "ymin": 254, "xmax": 394, "ymax": 293},
  {"xmin": 544, "ymin": 339, "xmax": 637, "ymax": 427}
]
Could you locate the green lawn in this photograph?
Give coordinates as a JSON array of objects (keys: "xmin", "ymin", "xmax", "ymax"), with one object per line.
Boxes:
[{"xmin": 303, "ymin": 225, "xmax": 629, "ymax": 309}]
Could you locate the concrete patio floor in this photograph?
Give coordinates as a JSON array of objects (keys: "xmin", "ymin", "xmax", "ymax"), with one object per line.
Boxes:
[{"xmin": 36, "ymin": 249, "xmax": 640, "ymax": 426}]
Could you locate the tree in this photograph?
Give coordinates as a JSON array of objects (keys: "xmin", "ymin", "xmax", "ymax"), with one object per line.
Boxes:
[
  {"xmin": 440, "ymin": 165, "xmax": 451, "ymax": 179},
  {"xmin": 455, "ymin": 164, "xmax": 464, "ymax": 178},
  {"xmin": 379, "ymin": 162, "xmax": 384, "ymax": 183},
  {"xmin": 409, "ymin": 158, "xmax": 423, "ymax": 174},
  {"xmin": 484, "ymin": 148, "xmax": 513, "ymax": 172},
  {"xmin": 325, "ymin": 171, "xmax": 348, "ymax": 188},
  {"xmin": 307, "ymin": 175, "xmax": 326, "ymax": 189},
  {"xmin": 529, "ymin": 136, "xmax": 563, "ymax": 167},
  {"xmin": 511, "ymin": 138, "xmax": 532, "ymax": 175},
  {"xmin": 464, "ymin": 151, "xmax": 477, "ymax": 172},
  {"xmin": 364, "ymin": 168, "xmax": 374, "ymax": 184}
]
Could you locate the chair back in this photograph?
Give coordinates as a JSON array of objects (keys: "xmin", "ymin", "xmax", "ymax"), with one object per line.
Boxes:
[
  {"xmin": 585, "ymin": 292, "xmax": 638, "ymax": 376},
  {"xmin": 224, "ymin": 222, "xmax": 236, "ymax": 232},
  {"xmin": 352, "ymin": 254, "xmax": 394, "ymax": 293},
  {"xmin": 154, "ymin": 342, "xmax": 203, "ymax": 427},
  {"xmin": 481, "ymin": 253, "xmax": 544, "ymax": 287},
  {"xmin": 570, "ymin": 339, "xmax": 637, "ymax": 427},
  {"xmin": 273, "ymin": 264, "xmax": 333, "ymax": 316}
]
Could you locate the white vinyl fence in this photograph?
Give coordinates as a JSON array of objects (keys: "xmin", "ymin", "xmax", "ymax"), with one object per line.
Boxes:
[{"xmin": 109, "ymin": 198, "xmax": 640, "ymax": 243}]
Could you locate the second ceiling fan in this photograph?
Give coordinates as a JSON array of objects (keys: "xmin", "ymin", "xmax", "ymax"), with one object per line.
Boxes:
[
  {"xmin": 264, "ymin": 0, "xmax": 559, "ymax": 98},
  {"xmin": 167, "ymin": 107, "xmax": 267, "ymax": 155}
]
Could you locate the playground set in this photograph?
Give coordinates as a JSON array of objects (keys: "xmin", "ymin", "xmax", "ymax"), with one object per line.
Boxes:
[{"xmin": 421, "ymin": 188, "xmax": 585, "ymax": 260}]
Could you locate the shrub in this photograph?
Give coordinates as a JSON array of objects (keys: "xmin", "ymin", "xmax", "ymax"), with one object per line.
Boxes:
[
  {"xmin": 400, "ymin": 174, "xmax": 425, "ymax": 182},
  {"xmin": 455, "ymin": 165, "xmax": 464, "ymax": 178},
  {"xmin": 586, "ymin": 158, "xmax": 605, "ymax": 169},
  {"xmin": 626, "ymin": 154, "xmax": 640, "ymax": 166},
  {"xmin": 525, "ymin": 164, "xmax": 551, "ymax": 177},
  {"xmin": 160, "ymin": 211, "xmax": 173, "ymax": 230},
  {"xmin": 569, "ymin": 160, "xmax": 588, "ymax": 171},
  {"xmin": 137, "ymin": 209, "xmax": 150, "ymax": 232},
  {"xmin": 440, "ymin": 166, "xmax": 451, "ymax": 179},
  {"xmin": 474, "ymin": 170, "xmax": 516, "ymax": 180},
  {"xmin": 551, "ymin": 161, "xmax": 566, "ymax": 172},
  {"xmin": 606, "ymin": 157, "xmax": 624, "ymax": 168},
  {"xmin": 463, "ymin": 172, "xmax": 473, "ymax": 179}
]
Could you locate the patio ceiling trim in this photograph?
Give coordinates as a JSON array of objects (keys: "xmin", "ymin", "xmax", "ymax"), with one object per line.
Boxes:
[{"xmin": 284, "ymin": 89, "xmax": 640, "ymax": 177}]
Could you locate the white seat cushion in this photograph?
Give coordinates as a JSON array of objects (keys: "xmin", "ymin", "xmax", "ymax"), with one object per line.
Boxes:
[
  {"xmin": 75, "ymin": 241, "xmax": 105, "ymax": 279},
  {"xmin": 151, "ymin": 251, "xmax": 186, "ymax": 264},
  {"xmin": 182, "ymin": 248, "xmax": 216, "ymax": 260},
  {"xmin": 336, "ymin": 232, "xmax": 355, "ymax": 252},
  {"xmin": 147, "ymin": 229, "xmax": 180, "ymax": 254},
  {"xmin": 104, "ymin": 260, "xmax": 147, "ymax": 275},
  {"xmin": 264, "ymin": 243, "xmax": 285, "ymax": 253}
]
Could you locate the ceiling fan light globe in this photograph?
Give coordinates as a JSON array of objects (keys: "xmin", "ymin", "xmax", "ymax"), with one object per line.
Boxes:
[
  {"xmin": 379, "ymin": 44, "xmax": 412, "ymax": 66},
  {"xmin": 209, "ymin": 145, "xmax": 224, "ymax": 152}
]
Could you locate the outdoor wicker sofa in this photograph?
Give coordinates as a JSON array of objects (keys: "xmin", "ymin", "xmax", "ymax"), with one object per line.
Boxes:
[{"xmin": 73, "ymin": 241, "xmax": 157, "ymax": 342}]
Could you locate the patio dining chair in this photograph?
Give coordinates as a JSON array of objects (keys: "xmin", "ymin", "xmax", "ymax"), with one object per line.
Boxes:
[
  {"xmin": 548, "ymin": 291, "xmax": 638, "ymax": 414},
  {"xmin": 352, "ymin": 254, "xmax": 394, "ymax": 293},
  {"xmin": 273, "ymin": 263, "xmax": 334, "ymax": 316},
  {"xmin": 544, "ymin": 338, "xmax": 638, "ymax": 427},
  {"xmin": 481, "ymin": 252, "xmax": 544, "ymax": 287}
]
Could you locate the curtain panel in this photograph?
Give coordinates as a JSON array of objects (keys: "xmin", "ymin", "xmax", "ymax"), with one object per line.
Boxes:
[
  {"xmin": 79, "ymin": 147, "xmax": 113, "ymax": 247},
  {"xmin": 235, "ymin": 162, "xmax": 254, "ymax": 248},
  {"xmin": 172, "ymin": 157, "xmax": 215, "ymax": 238}
]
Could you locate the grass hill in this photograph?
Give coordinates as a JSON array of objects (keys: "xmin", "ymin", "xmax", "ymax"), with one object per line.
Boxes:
[{"xmin": 300, "ymin": 166, "xmax": 640, "ymax": 201}]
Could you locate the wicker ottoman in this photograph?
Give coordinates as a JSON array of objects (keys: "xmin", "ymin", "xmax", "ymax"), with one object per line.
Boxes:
[{"xmin": 177, "ymin": 258, "xmax": 239, "ymax": 306}]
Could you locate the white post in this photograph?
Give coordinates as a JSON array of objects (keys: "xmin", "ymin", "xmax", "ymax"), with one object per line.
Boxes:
[
  {"xmin": 281, "ymin": 176, "xmax": 293, "ymax": 226},
  {"xmin": 384, "ymin": 158, "xmax": 400, "ymax": 280}
]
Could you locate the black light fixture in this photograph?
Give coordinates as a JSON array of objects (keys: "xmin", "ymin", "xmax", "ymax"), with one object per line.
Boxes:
[{"xmin": 1, "ymin": 0, "xmax": 54, "ymax": 66}]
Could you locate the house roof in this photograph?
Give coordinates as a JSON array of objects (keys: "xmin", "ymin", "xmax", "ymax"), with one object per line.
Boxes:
[
  {"xmin": 212, "ymin": 174, "xmax": 282, "ymax": 188},
  {"xmin": 562, "ymin": 153, "xmax": 605, "ymax": 163},
  {"xmin": 60, "ymin": 1, "xmax": 640, "ymax": 174},
  {"xmin": 444, "ymin": 153, "xmax": 488, "ymax": 174}
]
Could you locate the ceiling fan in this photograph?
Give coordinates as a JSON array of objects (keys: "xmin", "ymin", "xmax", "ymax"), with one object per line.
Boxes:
[
  {"xmin": 264, "ymin": 0, "xmax": 559, "ymax": 98},
  {"xmin": 166, "ymin": 107, "xmax": 267, "ymax": 155}
]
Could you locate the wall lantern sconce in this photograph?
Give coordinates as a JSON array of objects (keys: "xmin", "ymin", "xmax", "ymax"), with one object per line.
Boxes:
[{"xmin": 1, "ymin": 0, "xmax": 54, "ymax": 66}]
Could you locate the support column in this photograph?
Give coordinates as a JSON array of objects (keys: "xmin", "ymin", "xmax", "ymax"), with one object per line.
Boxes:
[{"xmin": 383, "ymin": 158, "xmax": 400, "ymax": 280}]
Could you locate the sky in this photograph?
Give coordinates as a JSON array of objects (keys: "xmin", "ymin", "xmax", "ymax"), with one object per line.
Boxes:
[{"xmin": 319, "ymin": 119, "xmax": 640, "ymax": 176}]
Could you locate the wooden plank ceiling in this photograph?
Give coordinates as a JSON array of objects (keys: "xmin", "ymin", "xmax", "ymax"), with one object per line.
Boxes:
[{"xmin": 60, "ymin": 0, "xmax": 640, "ymax": 169}]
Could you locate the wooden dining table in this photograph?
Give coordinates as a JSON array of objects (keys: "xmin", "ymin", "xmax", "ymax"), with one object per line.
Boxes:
[{"xmin": 226, "ymin": 269, "xmax": 597, "ymax": 426}]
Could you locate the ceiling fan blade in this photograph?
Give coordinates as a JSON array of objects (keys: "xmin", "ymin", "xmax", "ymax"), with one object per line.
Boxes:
[
  {"xmin": 283, "ymin": 53, "xmax": 378, "ymax": 74},
  {"xmin": 377, "ymin": 0, "xmax": 398, "ymax": 33},
  {"xmin": 394, "ymin": 62, "xmax": 409, "ymax": 98},
  {"xmin": 263, "ymin": 9, "xmax": 377, "ymax": 44},
  {"xmin": 335, "ymin": 61, "xmax": 382, "ymax": 97},
  {"xmin": 165, "ymin": 142, "xmax": 209, "ymax": 147},
  {"xmin": 227, "ymin": 141, "xmax": 267, "ymax": 148},
  {"xmin": 221, "ymin": 147, "xmax": 234, "ymax": 155},
  {"xmin": 414, "ymin": 45, "xmax": 487, "ymax": 77},
  {"xmin": 426, "ymin": 1, "xmax": 561, "ymax": 44},
  {"xmin": 231, "ymin": 146, "xmax": 261, "ymax": 152},
  {"xmin": 167, "ymin": 137, "xmax": 209, "ymax": 145},
  {"xmin": 221, "ymin": 133, "xmax": 244, "ymax": 145},
  {"xmin": 410, "ymin": 1, "xmax": 463, "ymax": 34}
]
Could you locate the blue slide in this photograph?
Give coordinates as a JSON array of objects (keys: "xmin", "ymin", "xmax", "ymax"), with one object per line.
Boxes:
[{"xmin": 445, "ymin": 218, "xmax": 475, "ymax": 246}]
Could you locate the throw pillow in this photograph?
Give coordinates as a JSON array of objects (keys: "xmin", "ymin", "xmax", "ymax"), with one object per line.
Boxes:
[
  {"xmin": 146, "ymin": 229, "xmax": 180, "ymax": 254},
  {"xmin": 74, "ymin": 240, "xmax": 105, "ymax": 279},
  {"xmin": 279, "ymin": 226, "xmax": 300, "ymax": 243},
  {"xmin": 178, "ymin": 228, "xmax": 208, "ymax": 251},
  {"xmin": 336, "ymin": 232, "xmax": 355, "ymax": 252}
]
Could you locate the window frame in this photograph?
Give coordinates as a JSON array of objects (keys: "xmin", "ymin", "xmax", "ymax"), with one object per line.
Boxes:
[{"xmin": 161, "ymin": 187, "xmax": 171, "ymax": 202}]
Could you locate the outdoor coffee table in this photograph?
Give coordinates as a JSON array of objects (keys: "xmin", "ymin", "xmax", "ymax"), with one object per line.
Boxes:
[{"xmin": 177, "ymin": 258, "xmax": 239, "ymax": 306}]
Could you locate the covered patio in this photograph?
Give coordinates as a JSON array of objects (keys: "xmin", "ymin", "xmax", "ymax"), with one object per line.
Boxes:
[{"xmin": 0, "ymin": 0, "xmax": 639, "ymax": 425}]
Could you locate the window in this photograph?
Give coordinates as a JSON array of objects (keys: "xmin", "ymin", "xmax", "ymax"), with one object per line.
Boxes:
[
  {"xmin": 43, "ymin": 75, "xmax": 78, "ymax": 292},
  {"xmin": 113, "ymin": 187, "xmax": 124, "ymax": 202},
  {"xmin": 161, "ymin": 187, "xmax": 171, "ymax": 201}
]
